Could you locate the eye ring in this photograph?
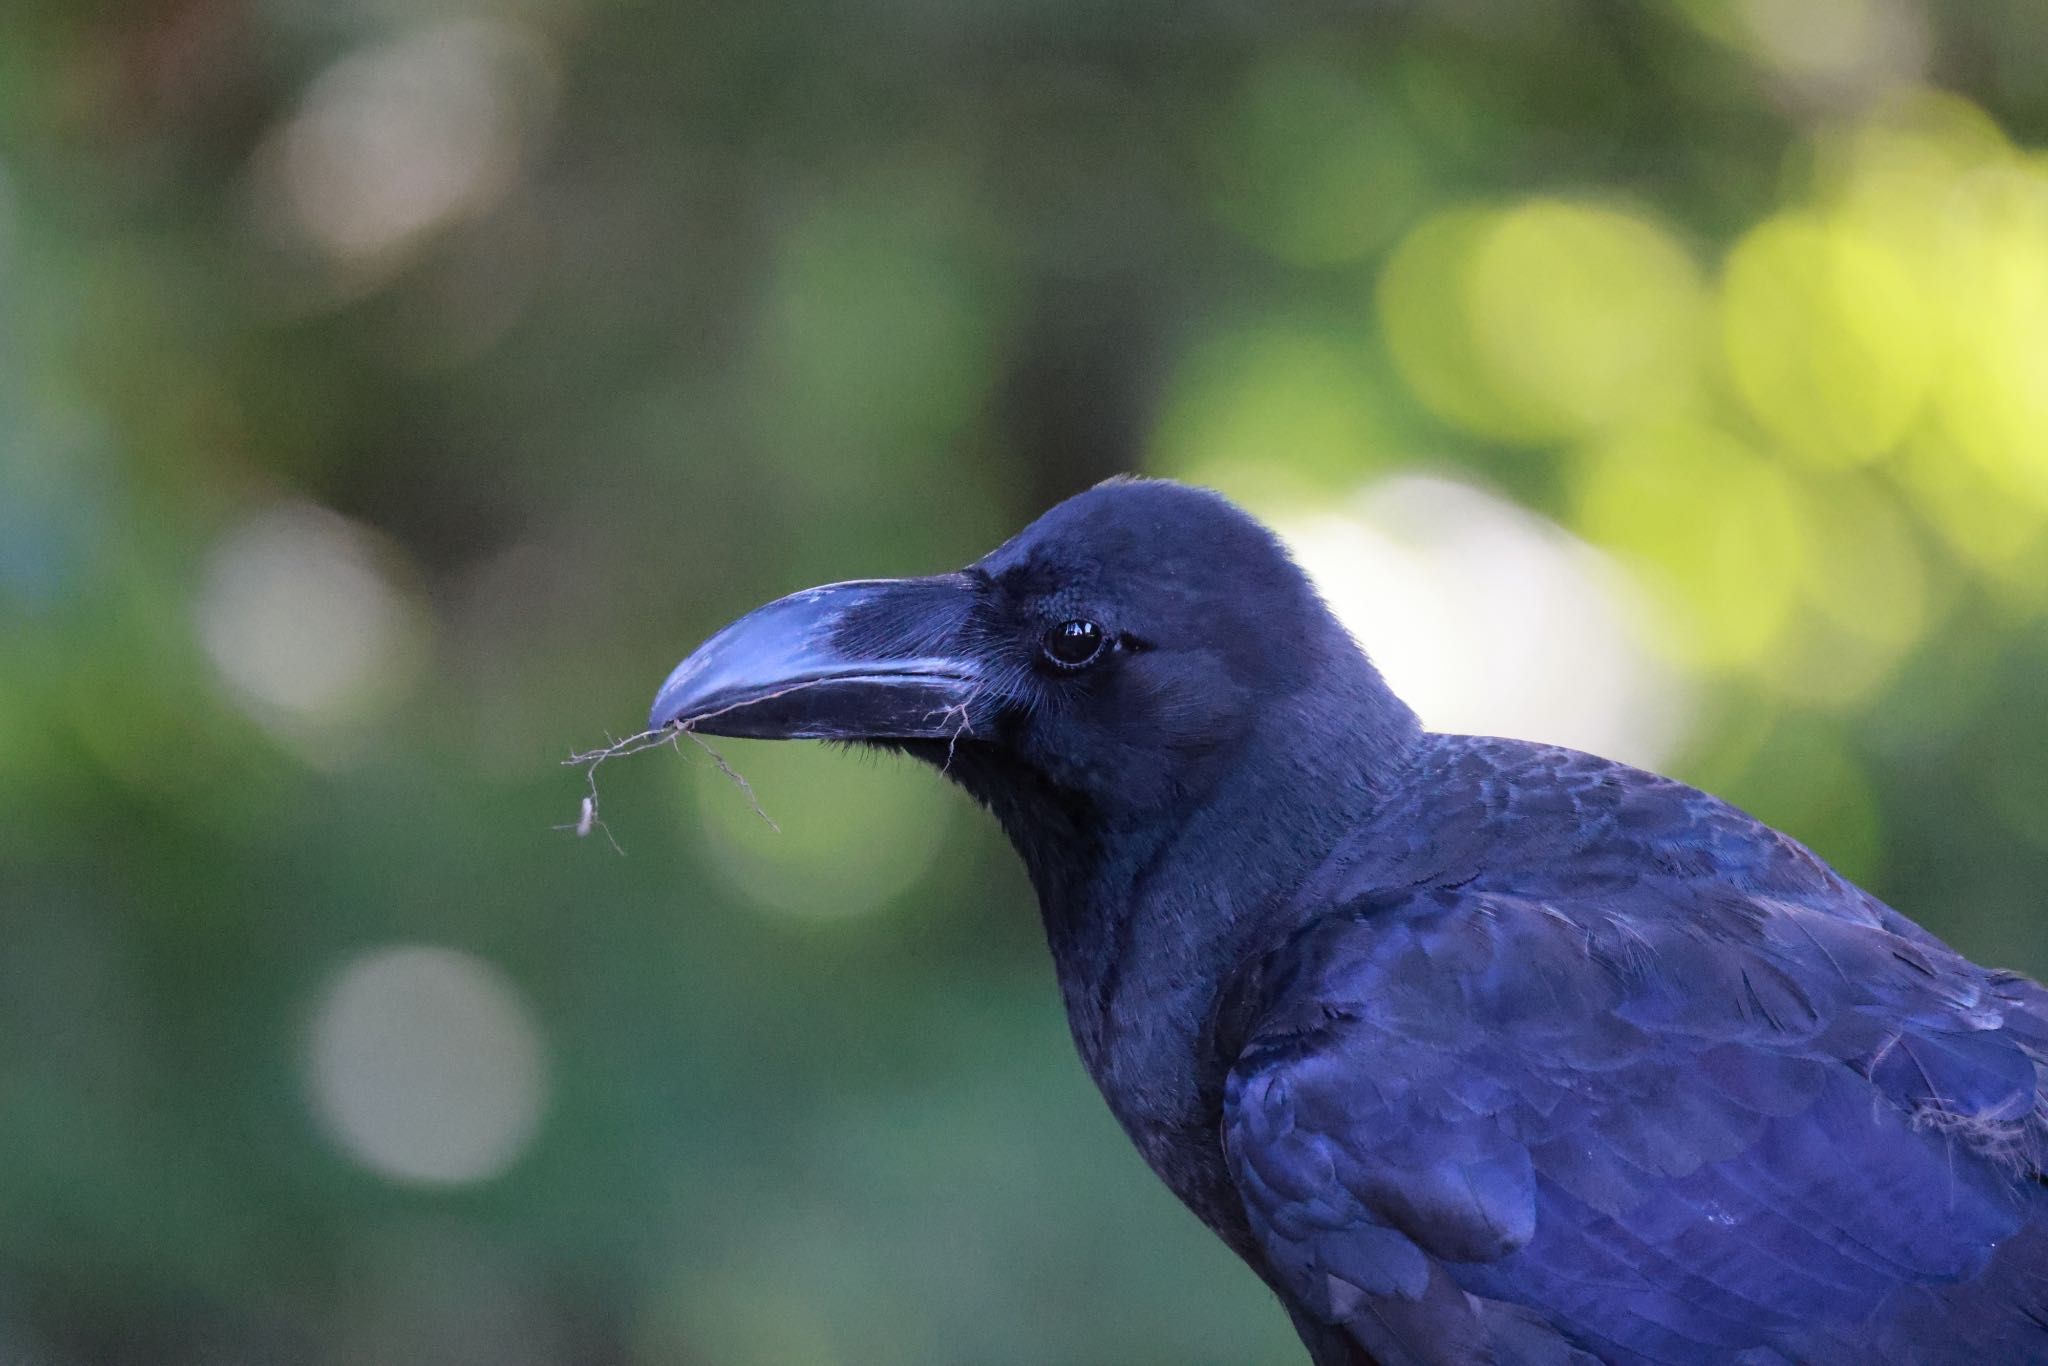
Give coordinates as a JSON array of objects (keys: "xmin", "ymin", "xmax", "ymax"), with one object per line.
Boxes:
[{"xmin": 1042, "ymin": 619, "xmax": 1107, "ymax": 670}]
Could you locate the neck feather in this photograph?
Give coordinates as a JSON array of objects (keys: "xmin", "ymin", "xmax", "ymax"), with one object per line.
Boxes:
[{"xmin": 941, "ymin": 668, "xmax": 1420, "ymax": 1129}]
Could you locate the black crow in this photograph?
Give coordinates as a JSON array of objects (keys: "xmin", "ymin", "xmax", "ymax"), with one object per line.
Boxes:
[{"xmin": 648, "ymin": 477, "xmax": 2048, "ymax": 1365}]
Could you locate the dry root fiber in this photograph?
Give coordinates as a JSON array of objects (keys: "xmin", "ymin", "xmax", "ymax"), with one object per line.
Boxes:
[{"xmin": 560, "ymin": 724, "xmax": 777, "ymax": 854}]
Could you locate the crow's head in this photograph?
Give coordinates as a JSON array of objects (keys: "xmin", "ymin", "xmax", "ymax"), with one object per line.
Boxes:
[{"xmin": 650, "ymin": 478, "xmax": 1414, "ymax": 837}]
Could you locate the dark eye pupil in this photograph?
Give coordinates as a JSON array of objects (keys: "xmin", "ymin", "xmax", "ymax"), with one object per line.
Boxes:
[{"xmin": 1044, "ymin": 619, "xmax": 1105, "ymax": 667}]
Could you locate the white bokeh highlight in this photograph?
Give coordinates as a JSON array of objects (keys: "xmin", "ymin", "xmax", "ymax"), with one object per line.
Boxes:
[
  {"xmin": 1273, "ymin": 473, "xmax": 1690, "ymax": 771},
  {"xmin": 255, "ymin": 20, "xmax": 555, "ymax": 269},
  {"xmin": 1735, "ymin": 0, "xmax": 1926, "ymax": 91},
  {"xmin": 195, "ymin": 500, "xmax": 425, "ymax": 730},
  {"xmin": 306, "ymin": 944, "xmax": 549, "ymax": 1186}
]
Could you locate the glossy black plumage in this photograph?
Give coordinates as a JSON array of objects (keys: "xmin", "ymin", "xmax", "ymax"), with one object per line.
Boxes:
[
  {"xmin": 650, "ymin": 478, "xmax": 2048, "ymax": 1364},
  {"xmin": 1222, "ymin": 738, "xmax": 2048, "ymax": 1364}
]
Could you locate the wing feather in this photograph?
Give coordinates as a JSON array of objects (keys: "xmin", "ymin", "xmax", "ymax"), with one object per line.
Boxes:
[{"xmin": 1222, "ymin": 888, "xmax": 2048, "ymax": 1365}]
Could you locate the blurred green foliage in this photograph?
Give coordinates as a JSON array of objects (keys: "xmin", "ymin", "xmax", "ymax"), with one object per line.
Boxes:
[{"xmin": 3, "ymin": 0, "xmax": 2048, "ymax": 1361}]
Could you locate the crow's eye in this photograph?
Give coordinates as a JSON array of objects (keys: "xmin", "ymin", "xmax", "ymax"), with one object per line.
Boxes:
[{"xmin": 1043, "ymin": 619, "xmax": 1106, "ymax": 670}]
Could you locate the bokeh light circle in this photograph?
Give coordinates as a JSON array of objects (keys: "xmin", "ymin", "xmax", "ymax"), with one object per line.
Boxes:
[
  {"xmin": 1381, "ymin": 200, "xmax": 1703, "ymax": 443},
  {"xmin": 254, "ymin": 20, "xmax": 557, "ymax": 271},
  {"xmin": 195, "ymin": 500, "xmax": 427, "ymax": 731},
  {"xmin": 1267, "ymin": 473, "xmax": 1689, "ymax": 770},
  {"xmin": 1721, "ymin": 213, "xmax": 1933, "ymax": 466},
  {"xmin": 691, "ymin": 741, "xmax": 953, "ymax": 920},
  {"xmin": 306, "ymin": 945, "xmax": 549, "ymax": 1186}
]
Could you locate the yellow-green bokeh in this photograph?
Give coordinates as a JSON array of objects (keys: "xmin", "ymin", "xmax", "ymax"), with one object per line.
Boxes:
[
  {"xmin": 1381, "ymin": 201, "xmax": 1703, "ymax": 444},
  {"xmin": 688, "ymin": 740, "xmax": 954, "ymax": 922},
  {"xmin": 1721, "ymin": 213, "xmax": 1932, "ymax": 467}
]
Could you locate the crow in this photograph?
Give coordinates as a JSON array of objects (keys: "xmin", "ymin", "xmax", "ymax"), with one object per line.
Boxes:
[{"xmin": 648, "ymin": 477, "xmax": 2048, "ymax": 1365}]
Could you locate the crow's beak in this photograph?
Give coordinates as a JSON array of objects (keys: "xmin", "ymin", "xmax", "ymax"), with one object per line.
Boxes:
[{"xmin": 649, "ymin": 574, "xmax": 984, "ymax": 740}]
